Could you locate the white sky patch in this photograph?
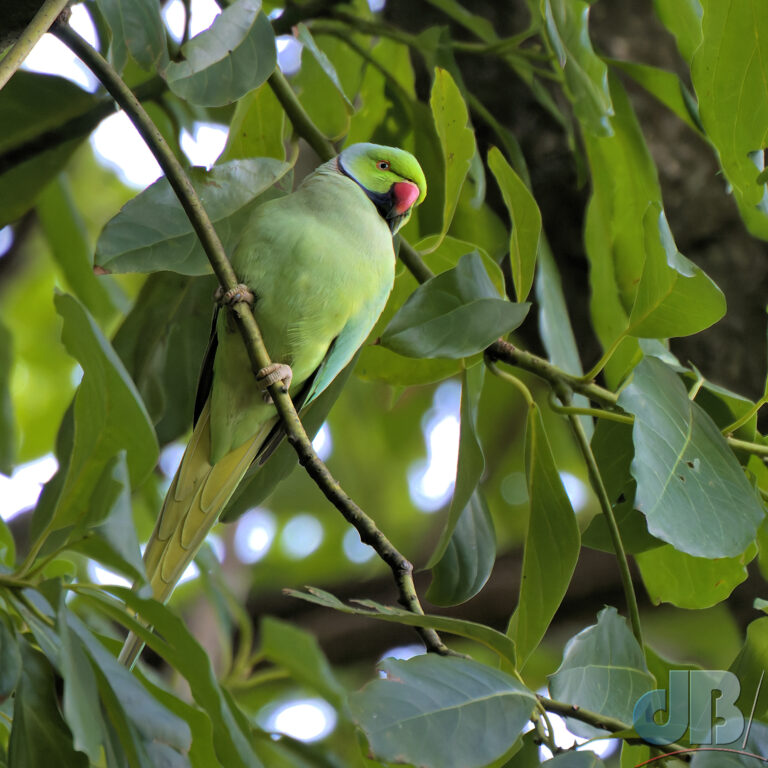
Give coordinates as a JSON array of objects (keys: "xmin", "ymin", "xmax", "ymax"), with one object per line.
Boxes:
[
  {"xmin": 368, "ymin": 0, "xmax": 386, "ymax": 11},
  {"xmin": 159, "ymin": 441, "xmax": 185, "ymax": 479},
  {"xmin": 276, "ymin": 36, "xmax": 303, "ymax": 75},
  {"xmin": 267, "ymin": 698, "xmax": 337, "ymax": 743},
  {"xmin": 311, "ymin": 422, "xmax": 332, "ymax": 462},
  {"xmin": 281, "ymin": 513, "xmax": 323, "ymax": 558},
  {"xmin": 379, "ymin": 644, "xmax": 424, "ymax": 664},
  {"xmin": 22, "ymin": 4, "xmax": 99, "ymax": 92},
  {"xmin": 87, "ymin": 561, "xmax": 132, "ymax": 588},
  {"xmin": 0, "ymin": 226, "xmax": 13, "ymax": 257},
  {"xmin": 342, "ymin": 527, "xmax": 374, "ymax": 564},
  {"xmin": 408, "ymin": 380, "xmax": 461, "ymax": 512},
  {"xmin": 234, "ymin": 508, "xmax": 276, "ymax": 563},
  {"xmin": 180, "ymin": 123, "xmax": 228, "ymax": 168},
  {"xmin": 207, "ymin": 532, "xmax": 225, "ymax": 562},
  {"xmin": 163, "ymin": 0, "xmax": 222, "ymax": 42},
  {"xmin": 559, "ymin": 471, "xmax": 589, "ymax": 512},
  {"xmin": 0, "ymin": 455, "xmax": 58, "ymax": 521},
  {"xmin": 91, "ymin": 111, "xmax": 163, "ymax": 188}
]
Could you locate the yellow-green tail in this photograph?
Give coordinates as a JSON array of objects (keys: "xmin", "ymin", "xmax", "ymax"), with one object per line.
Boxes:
[{"xmin": 118, "ymin": 400, "xmax": 275, "ymax": 668}]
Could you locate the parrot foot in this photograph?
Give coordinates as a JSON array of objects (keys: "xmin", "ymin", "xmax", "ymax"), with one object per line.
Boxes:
[
  {"xmin": 215, "ymin": 283, "xmax": 254, "ymax": 307},
  {"xmin": 257, "ymin": 363, "xmax": 293, "ymax": 403}
]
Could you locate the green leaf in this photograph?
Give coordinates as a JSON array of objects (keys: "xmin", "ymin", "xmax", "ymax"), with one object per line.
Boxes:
[
  {"xmin": 164, "ymin": 0, "xmax": 276, "ymax": 107},
  {"xmin": 542, "ymin": 0, "xmax": 613, "ymax": 136},
  {"xmin": 8, "ymin": 641, "xmax": 88, "ymax": 768},
  {"xmin": 0, "ymin": 72, "xmax": 94, "ymax": 227},
  {"xmin": 691, "ymin": 0, "xmax": 768, "ymax": 239},
  {"xmin": 350, "ymin": 655, "xmax": 536, "ymax": 768},
  {"xmin": 380, "ymin": 252, "xmax": 530, "ymax": 358},
  {"xmin": 37, "ymin": 174, "xmax": 117, "ymax": 322},
  {"xmin": 286, "ymin": 587, "xmax": 517, "ymax": 665},
  {"xmin": 427, "ymin": 489, "xmax": 496, "ymax": 606},
  {"xmin": 535, "ymin": 240, "xmax": 593, "ymax": 437},
  {"xmin": 0, "ymin": 321, "xmax": 14, "ymax": 475},
  {"xmin": 0, "ymin": 620, "xmax": 21, "ymax": 699},
  {"xmin": 423, "ymin": 0, "xmax": 498, "ymax": 42},
  {"xmin": 68, "ymin": 613, "xmax": 192, "ymax": 760},
  {"xmin": 487, "ymin": 146, "xmax": 541, "ymax": 303},
  {"xmin": 427, "ymin": 364, "xmax": 485, "ymax": 567},
  {"xmin": 653, "ymin": 0, "xmax": 702, "ymax": 64},
  {"xmin": 618, "ymin": 356, "xmax": 764, "ymax": 558},
  {"xmin": 548, "ymin": 607, "xmax": 654, "ymax": 738},
  {"xmin": 627, "ymin": 204, "xmax": 725, "ymax": 338},
  {"xmin": 0, "ymin": 518, "xmax": 14, "ymax": 569},
  {"xmin": 219, "ymin": 83, "xmax": 285, "ymax": 163},
  {"xmin": 607, "ymin": 59, "xmax": 703, "ymax": 134},
  {"xmin": 260, "ymin": 617, "xmax": 348, "ymax": 714},
  {"xmin": 70, "ymin": 452, "xmax": 146, "ymax": 583},
  {"xmin": 82, "ymin": 587, "xmax": 262, "ymax": 768},
  {"xmin": 95, "ymin": 0, "xmax": 167, "ymax": 72},
  {"xmin": 112, "ymin": 273, "xmax": 215, "ymax": 444},
  {"xmin": 58, "ymin": 600, "xmax": 105, "ymax": 764},
  {"xmin": 636, "ymin": 543, "xmax": 754, "ymax": 609},
  {"xmin": 295, "ymin": 24, "xmax": 354, "ymax": 110},
  {"xmin": 48, "ymin": 294, "xmax": 157, "ymax": 532},
  {"xmin": 729, "ymin": 617, "xmax": 768, "ymax": 721},
  {"xmin": 509, "ymin": 406, "xmax": 580, "ymax": 668},
  {"xmin": 427, "ymin": 68, "xmax": 475, "ymax": 249},
  {"xmin": 582, "ymin": 499, "xmax": 663, "ymax": 555},
  {"xmin": 96, "ymin": 158, "xmax": 292, "ymax": 275}
]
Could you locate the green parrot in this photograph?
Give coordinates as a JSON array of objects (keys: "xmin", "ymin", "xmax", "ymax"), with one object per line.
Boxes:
[{"xmin": 118, "ymin": 143, "xmax": 426, "ymax": 667}]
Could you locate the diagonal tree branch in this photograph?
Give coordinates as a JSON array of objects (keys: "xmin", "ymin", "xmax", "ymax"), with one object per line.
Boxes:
[{"xmin": 52, "ymin": 21, "xmax": 452, "ymax": 657}]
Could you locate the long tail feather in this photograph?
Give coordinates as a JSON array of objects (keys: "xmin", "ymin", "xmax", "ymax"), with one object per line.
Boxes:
[{"xmin": 118, "ymin": 400, "xmax": 275, "ymax": 668}]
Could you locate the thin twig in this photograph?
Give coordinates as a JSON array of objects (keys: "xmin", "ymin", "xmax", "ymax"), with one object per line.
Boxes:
[
  {"xmin": 54, "ymin": 22, "xmax": 451, "ymax": 656},
  {"xmin": 0, "ymin": 0, "xmax": 72, "ymax": 91}
]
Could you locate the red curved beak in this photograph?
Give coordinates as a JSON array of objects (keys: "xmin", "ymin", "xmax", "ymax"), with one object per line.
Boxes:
[{"xmin": 391, "ymin": 181, "xmax": 420, "ymax": 215}]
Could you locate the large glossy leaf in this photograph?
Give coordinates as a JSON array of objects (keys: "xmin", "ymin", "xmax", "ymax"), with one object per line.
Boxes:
[
  {"xmin": 219, "ymin": 83, "xmax": 286, "ymax": 163},
  {"xmin": 58, "ymin": 601, "xmax": 105, "ymax": 763},
  {"xmin": 260, "ymin": 617, "xmax": 348, "ymax": 714},
  {"xmin": 0, "ymin": 321, "xmax": 14, "ymax": 475},
  {"xmin": 427, "ymin": 489, "xmax": 496, "ymax": 606},
  {"xmin": 96, "ymin": 158, "xmax": 292, "ymax": 275},
  {"xmin": 81, "ymin": 587, "xmax": 261, "ymax": 768},
  {"xmin": 96, "ymin": 0, "xmax": 167, "ymax": 72},
  {"xmin": 627, "ymin": 204, "xmax": 725, "ymax": 338},
  {"xmin": 112, "ymin": 273, "xmax": 215, "ymax": 444},
  {"xmin": 164, "ymin": 0, "xmax": 276, "ymax": 107},
  {"xmin": 690, "ymin": 721, "xmax": 768, "ymax": 768},
  {"xmin": 487, "ymin": 146, "xmax": 541, "ymax": 303},
  {"xmin": 380, "ymin": 252, "xmax": 530, "ymax": 358},
  {"xmin": 653, "ymin": 0, "xmax": 703, "ymax": 64},
  {"xmin": 0, "ymin": 72, "xmax": 95, "ymax": 227},
  {"xmin": 548, "ymin": 607, "xmax": 654, "ymax": 738},
  {"xmin": 544, "ymin": 754, "xmax": 605, "ymax": 768},
  {"xmin": 636, "ymin": 543, "xmax": 753, "ymax": 609},
  {"xmin": 287, "ymin": 587, "xmax": 517, "ymax": 664},
  {"xmin": 7, "ymin": 641, "xmax": 89, "ymax": 768},
  {"xmin": 351, "ymin": 655, "xmax": 536, "ymax": 768},
  {"xmin": 41, "ymin": 295, "xmax": 157, "ymax": 535},
  {"xmin": 296, "ymin": 24, "xmax": 354, "ymax": 110},
  {"xmin": 509, "ymin": 406, "xmax": 580, "ymax": 668},
  {"xmin": 691, "ymin": 0, "xmax": 768, "ymax": 239},
  {"xmin": 68, "ymin": 613, "xmax": 192, "ymax": 762},
  {"xmin": 37, "ymin": 175, "xmax": 117, "ymax": 323},
  {"xmin": 427, "ymin": 68, "xmax": 475, "ymax": 249},
  {"xmin": 69, "ymin": 452, "xmax": 146, "ymax": 582},
  {"xmin": 542, "ymin": 0, "xmax": 613, "ymax": 136},
  {"xmin": 618, "ymin": 356, "xmax": 764, "ymax": 558}
]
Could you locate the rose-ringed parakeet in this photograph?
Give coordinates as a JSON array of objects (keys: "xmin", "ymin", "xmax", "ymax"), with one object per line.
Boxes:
[{"xmin": 118, "ymin": 143, "xmax": 426, "ymax": 667}]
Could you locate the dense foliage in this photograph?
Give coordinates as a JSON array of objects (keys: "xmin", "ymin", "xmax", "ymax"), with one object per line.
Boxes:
[{"xmin": 1, "ymin": 0, "xmax": 768, "ymax": 766}]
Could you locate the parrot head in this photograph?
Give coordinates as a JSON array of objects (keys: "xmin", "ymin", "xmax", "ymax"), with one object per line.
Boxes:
[{"xmin": 337, "ymin": 143, "xmax": 427, "ymax": 234}]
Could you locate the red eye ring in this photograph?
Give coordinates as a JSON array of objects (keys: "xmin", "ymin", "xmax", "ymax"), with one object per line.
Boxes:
[{"xmin": 376, "ymin": 160, "xmax": 390, "ymax": 170}]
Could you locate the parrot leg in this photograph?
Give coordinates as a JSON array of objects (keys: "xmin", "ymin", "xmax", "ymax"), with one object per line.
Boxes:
[
  {"xmin": 257, "ymin": 362, "xmax": 293, "ymax": 402},
  {"xmin": 214, "ymin": 283, "xmax": 255, "ymax": 306}
]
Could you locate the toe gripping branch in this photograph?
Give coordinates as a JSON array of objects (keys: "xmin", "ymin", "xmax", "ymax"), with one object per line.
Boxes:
[{"xmin": 215, "ymin": 283, "xmax": 255, "ymax": 307}]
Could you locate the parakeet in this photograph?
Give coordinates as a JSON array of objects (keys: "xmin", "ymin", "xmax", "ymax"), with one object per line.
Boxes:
[{"xmin": 118, "ymin": 143, "xmax": 426, "ymax": 667}]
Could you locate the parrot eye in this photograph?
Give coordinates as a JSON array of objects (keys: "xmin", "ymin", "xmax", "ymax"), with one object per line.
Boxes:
[{"xmin": 376, "ymin": 160, "xmax": 390, "ymax": 170}]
